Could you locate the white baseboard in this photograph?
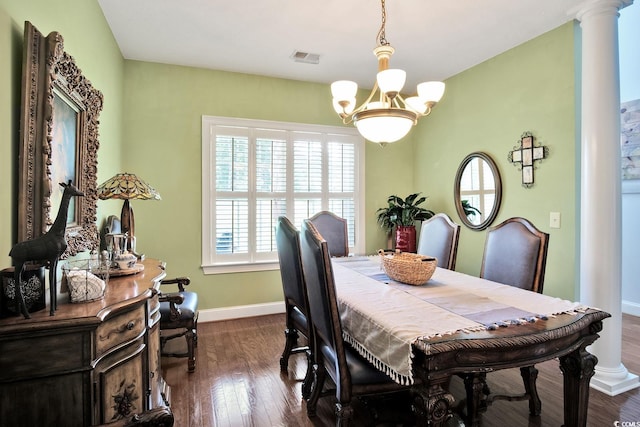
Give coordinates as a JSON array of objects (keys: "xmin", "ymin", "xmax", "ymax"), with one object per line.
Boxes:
[
  {"xmin": 198, "ymin": 301, "xmax": 285, "ymax": 323},
  {"xmin": 622, "ymin": 300, "xmax": 640, "ymax": 317}
]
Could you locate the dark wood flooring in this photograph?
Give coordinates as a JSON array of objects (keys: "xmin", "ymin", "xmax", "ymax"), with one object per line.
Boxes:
[{"xmin": 161, "ymin": 313, "xmax": 640, "ymax": 426}]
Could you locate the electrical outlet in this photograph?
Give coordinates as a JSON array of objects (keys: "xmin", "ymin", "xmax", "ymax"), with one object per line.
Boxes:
[{"xmin": 550, "ymin": 212, "xmax": 561, "ymax": 229}]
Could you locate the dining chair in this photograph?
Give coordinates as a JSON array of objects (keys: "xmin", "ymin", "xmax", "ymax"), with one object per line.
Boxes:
[
  {"xmin": 308, "ymin": 211, "xmax": 349, "ymax": 257},
  {"xmin": 480, "ymin": 217, "xmax": 549, "ymax": 293},
  {"xmin": 159, "ymin": 277, "xmax": 199, "ymax": 373},
  {"xmin": 275, "ymin": 216, "xmax": 313, "ymax": 398},
  {"xmin": 300, "ymin": 219, "xmax": 411, "ymax": 426},
  {"xmin": 416, "ymin": 213, "xmax": 461, "ymax": 270},
  {"xmin": 466, "ymin": 217, "xmax": 550, "ymax": 420}
]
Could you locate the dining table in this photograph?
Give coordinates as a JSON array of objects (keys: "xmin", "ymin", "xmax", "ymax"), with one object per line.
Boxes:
[{"xmin": 331, "ymin": 255, "xmax": 610, "ymax": 427}]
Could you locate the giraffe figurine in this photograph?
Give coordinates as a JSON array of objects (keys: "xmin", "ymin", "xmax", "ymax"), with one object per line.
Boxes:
[{"xmin": 9, "ymin": 180, "xmax": 84, "ymax": 318}]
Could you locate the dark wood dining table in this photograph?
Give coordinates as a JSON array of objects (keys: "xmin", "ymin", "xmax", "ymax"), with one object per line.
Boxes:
[{"xmin": 332, "ymin": 256, "xmax": 610, "ymax": 427}]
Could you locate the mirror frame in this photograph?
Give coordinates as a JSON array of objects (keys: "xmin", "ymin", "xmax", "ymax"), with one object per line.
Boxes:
[
  {"xmin": 18, "ymin": 21, "xmax": 103, "ymax": 256},
  {"xmin": 454, "ymin": 151, "xmax": 502, "ymax": 231}
]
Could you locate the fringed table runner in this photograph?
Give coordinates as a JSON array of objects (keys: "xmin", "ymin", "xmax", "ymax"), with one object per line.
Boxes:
[{"xmin": 332, "ymin": 256, "xmax": 587, "ymax": 385}]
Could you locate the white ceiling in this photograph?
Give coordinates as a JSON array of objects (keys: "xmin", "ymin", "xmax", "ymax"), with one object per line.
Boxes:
[{"xmin": 98, "ymin": 0, "xmax": 586, "ymax": 91}]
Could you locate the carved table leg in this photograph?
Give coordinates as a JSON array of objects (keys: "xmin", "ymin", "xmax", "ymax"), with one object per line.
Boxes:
[
  {"xmin": 559, "ymin": 347, "xmax": 598, "ymax": 427},
  {"xmin": 412, "ymin": 376, "xmax": 454, "ymax": 427},
  {"xmin": 520, "ymin": 366, "xmax": 542, "ymax": 416},
  {"xmin": 462, "ymin": 373, "xmax": 489, "ymax": 427}
]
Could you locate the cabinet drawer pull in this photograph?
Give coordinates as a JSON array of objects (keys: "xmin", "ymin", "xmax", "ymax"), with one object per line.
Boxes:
[{"xmin": 126, "ymin": 321, "xmax": 135, "ymax": 330}]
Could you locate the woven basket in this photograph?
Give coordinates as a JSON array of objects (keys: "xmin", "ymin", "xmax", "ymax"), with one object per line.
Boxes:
[{"xmin": 377, "ymin": 249, "xmax": 437, "ymax": 286}]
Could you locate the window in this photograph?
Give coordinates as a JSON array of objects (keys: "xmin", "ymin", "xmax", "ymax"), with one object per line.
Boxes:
[{"xmin": 202, "ymin": 116, "xmax": 365, "ymax": 273}]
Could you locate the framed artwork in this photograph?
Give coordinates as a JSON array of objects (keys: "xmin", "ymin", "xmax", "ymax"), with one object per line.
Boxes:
[
  {"xmin": 17, "ymin": 21, "xmax": 103, "ymax": 256},
  {"xmin": 50, "ymin": 89, "xmax": 80, "ymax": 226}
]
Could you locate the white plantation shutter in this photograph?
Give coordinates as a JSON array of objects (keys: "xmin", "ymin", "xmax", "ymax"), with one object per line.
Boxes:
[
  {"xmin": 202, "ymin": 116, "xmax": 364, "ymax": 273},
  {"xmin": 328, "ymin": 141, "xmax": 356, "ymax": 247},
  {"xmin": 292, "ymin": 134, "xmax": 323, "ymax": 227}
]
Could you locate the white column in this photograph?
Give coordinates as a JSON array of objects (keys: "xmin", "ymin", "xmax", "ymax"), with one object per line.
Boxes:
[{"xmin": 576, "ymin": 0, "xmax": 639, "ymax": 396}]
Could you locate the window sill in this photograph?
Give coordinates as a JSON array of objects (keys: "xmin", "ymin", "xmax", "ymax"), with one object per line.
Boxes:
[{"xmin": 201, "ymin": 261, "xmax": 279, "ymax": 275}]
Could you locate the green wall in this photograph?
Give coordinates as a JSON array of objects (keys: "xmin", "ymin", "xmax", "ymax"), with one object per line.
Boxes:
[
  {"xmin": 121, "ymin": 61, "xmax": 414, "ymax": 310},
  {"xmin": 413, "ymin": 22, "xmax": 578, "ymax": 300},
  {"xmin": 1, "ymin": 0, "xmax": 579, "ymax": 311},
  {"xmin": 0, "ymin": 0, "xmax": 124, "ymax": 267}
]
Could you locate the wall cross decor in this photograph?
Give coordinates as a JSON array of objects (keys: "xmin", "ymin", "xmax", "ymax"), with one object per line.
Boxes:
[{"xmin": 507, "ymin": 131, "xmax": 549, "ymax": 188}]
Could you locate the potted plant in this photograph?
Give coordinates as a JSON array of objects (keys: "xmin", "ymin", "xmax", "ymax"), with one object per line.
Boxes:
[{"xmin": 376, "ymin": 193, "xmax": 434, "ymax": 252}]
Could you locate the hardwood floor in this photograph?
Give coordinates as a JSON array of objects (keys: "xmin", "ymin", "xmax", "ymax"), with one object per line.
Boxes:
[{"xmin": 161, "ymin": 313, "xmax": 640, "ymax": 426}]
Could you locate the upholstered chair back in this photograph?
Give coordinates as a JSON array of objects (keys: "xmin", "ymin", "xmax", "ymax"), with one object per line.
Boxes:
[
  {"xmin": 308, "ymin": 211, "xmax": 349, "ymax": 257},
  {"xmin": 480, "ymin": 217, "xmax": 549, "ymax": 293},
  {"xmin": 417, "ymin": 213, "xmax": 461, "ymax": 270}
]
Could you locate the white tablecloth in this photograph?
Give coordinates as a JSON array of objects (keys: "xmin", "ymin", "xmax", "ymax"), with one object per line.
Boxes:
[{"xmin": 333, "ymin": 256, "xmax": 587, "ymax": 385}]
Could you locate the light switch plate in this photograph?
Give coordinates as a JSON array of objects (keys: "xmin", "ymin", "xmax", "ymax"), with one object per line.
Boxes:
[{"xmin": 550, "ymin": 212, "xmax": 561, "ymax": 229}]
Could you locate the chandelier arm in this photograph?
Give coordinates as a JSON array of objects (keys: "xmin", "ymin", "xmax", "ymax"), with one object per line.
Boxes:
[
  {"xmin": 394, "ymin": 93, "xmax": 416, "ymax": 114},
  {"xmin": 396, "ymin": 93, "xmax": 434, "ymax": 117},
  {"xmin": 349, "ymin": 82, "xmax": 382, "ymax": 118},
  {"xmin": 342, "ymin": 115, "xmax": 355, "ymax": 125}
]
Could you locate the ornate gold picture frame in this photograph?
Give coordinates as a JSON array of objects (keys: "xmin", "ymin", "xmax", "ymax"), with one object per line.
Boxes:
[{"xmin": 18, "ymin": 21, "xmax": 103, "ymax": 256}]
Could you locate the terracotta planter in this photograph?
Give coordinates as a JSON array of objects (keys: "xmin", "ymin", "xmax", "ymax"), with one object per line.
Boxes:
[{"xmin": 395, "ymin": 225, "xmax": 417, "ymax": 253}]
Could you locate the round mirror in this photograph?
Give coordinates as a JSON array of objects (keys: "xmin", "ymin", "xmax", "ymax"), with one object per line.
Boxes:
[{"xmin": 454, "ymin": 152, "xmax": 502, "ymax": 231}]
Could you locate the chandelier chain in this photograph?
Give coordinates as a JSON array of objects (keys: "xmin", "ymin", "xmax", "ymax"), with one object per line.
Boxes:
[{"xmin": 377, "ymin": 0, "xmax": 389, "ymax": 46}]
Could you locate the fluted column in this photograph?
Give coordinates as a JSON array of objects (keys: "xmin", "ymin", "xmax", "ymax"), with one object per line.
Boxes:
[{"xmin": 575, "ymin": 0, "xmax": 639, "ymax": 395}]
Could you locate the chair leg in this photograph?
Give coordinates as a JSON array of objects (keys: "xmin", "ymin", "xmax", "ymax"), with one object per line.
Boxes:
[
  {"xmin": 520, "ymin": 365, "xmax": 541, "ymax": 416},
  {"xmin": 186, "ymin": 327, "xmax": 196, "ymax": 373},
  {"xmin": 335, "ymin": 402, "xmax": 354, "ymax": 427},
  {"xmin": 160, "ymin": 323, "xmax": 197, "ymax": 372},
  {"xmin": 193, "ymin": 323, "xmax": 198, "ymax": 348},
  {"xmin": 301, "ymin": 348, "xmax": 313, "ymax": 400},
  {"xmin": 280, "ymin": 327, "xmax": 299, "ymax": 371},
  {"xmin": 306, "ymin": 363, "xmax": 325, "ymax": 417}
]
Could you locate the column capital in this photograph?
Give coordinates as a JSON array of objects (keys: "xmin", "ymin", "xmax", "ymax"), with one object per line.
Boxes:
[{"xmin": 572, "ymin": 0, "xmax": 633, "ymax": 22}]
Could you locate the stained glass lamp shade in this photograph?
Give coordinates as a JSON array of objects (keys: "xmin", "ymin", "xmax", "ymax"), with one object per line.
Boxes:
[{"xmin": 96, "ymin": 173, "xmax": 161, "ymax": 240}]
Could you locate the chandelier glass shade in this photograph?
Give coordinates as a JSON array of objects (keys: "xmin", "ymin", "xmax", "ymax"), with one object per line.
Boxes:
[{"xmin": 331, "ymin": 0, "xmax": 445, "ymax": 145}]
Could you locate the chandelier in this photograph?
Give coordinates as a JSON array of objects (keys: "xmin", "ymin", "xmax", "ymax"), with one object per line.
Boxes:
[{"xmin": 331, "ymin": 0, "xmax": 445, "ymax": 145}]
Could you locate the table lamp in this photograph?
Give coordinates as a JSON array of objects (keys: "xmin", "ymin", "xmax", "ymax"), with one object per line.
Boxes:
[{"xmin": 97, "ymin": 172, "xmax": 161, "ymax": 258}]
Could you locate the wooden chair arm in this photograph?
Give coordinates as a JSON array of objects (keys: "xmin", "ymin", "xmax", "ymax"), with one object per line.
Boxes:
[
  {"xmin": 159, "ymin": 292, "xmax": 184, "ymax": 322},
  {"xmin": 158, "ymin": 292, "xmax": 185, "ymax": 305},
  {"xmin": 160, "ymin": 277, "xmax": 191, "ymax": 292}
]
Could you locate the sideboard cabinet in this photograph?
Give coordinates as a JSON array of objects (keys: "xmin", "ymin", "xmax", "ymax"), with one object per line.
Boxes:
[{"xmin": 0, "ymin": 258, "xmax": 170, "ymax": 426}]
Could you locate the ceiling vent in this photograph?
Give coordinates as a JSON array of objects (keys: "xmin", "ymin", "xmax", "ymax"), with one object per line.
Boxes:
[{"xmin": 290, "ymin": 50, "xmax": 320, "ymax": 65}]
